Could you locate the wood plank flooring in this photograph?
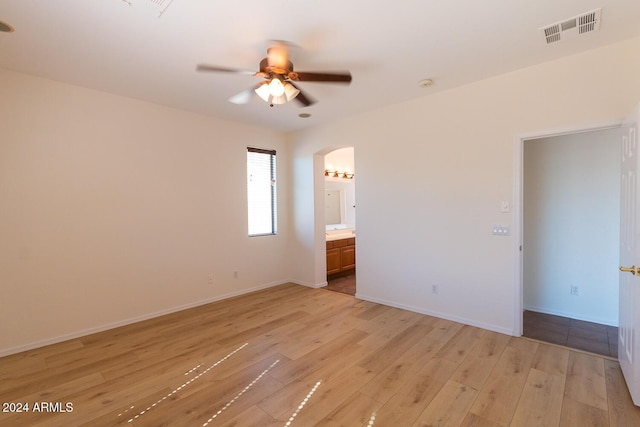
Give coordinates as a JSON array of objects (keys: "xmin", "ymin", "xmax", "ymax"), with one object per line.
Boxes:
[{"xmin": 1, "ymin": 283, "xmax": 639, "ymax": 426}]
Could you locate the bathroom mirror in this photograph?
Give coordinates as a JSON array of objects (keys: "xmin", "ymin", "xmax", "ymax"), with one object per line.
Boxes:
[{"xmin": 325, "ymin": 189, "xmax": 344, "ymax": 226}]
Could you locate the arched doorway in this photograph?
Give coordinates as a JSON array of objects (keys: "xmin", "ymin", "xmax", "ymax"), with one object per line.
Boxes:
[{"xmin": 321, "ymin": 147, "xmax": 356, "ymax": 295}]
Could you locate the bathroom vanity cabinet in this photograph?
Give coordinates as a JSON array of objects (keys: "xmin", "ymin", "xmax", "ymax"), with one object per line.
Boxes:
[{"xmin": 326, "ymin": 237, "xmax": 355, "ymax": 275}]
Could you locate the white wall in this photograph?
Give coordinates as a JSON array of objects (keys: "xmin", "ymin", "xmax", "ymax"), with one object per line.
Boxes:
[
  {"xmin": 0, "ymin": 69, "xmax": 291, "ymax": 355},
  {"xmin": 289, "ymin": 36, "xmax": 640, "ymax": 335},
  {"xmin": 324, "ymin": 147, "xmax": 354, "ymax": 175},
  {"xmin": 523, "ymin": 129, "xmax": 620, "ymax": 325}
]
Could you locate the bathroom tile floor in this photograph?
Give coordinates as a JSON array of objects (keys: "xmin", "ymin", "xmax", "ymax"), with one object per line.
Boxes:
[
  {"xmin": 324, "ymin": 272, "xmax": 356, "ymax": 296},
  {"xmin": 523, "ymin": 310, "xmax": 618, "ymax": 358}
]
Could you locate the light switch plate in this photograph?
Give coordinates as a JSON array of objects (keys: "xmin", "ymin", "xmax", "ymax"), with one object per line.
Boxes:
[{"xmin": 492, "ymin": 224, "xmax": 510, "ymax": 236}]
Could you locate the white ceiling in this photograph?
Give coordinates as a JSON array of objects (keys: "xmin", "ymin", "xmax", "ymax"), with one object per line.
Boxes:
[{"xmin": 1, "ymin": 0, "xmax": 639, "ymax": 132}]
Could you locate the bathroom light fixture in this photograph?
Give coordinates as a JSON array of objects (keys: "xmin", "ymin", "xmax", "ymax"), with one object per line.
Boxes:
[
  {"xmin": 324, "ymin": 169, "xmax": 354, "ymax": 179},
  {"xmin": 255, "ymin": 76, "xmax": 300, "ymax": 106}
]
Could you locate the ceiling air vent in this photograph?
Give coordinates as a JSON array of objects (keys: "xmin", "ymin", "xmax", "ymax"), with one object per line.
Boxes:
[
  {"xmin": 120, "ymin": 0, "xmax": 175, "ymax": 17},
  {"xmin": 541, "ymin": 8, "xmax": 601, "ymax": 44}
]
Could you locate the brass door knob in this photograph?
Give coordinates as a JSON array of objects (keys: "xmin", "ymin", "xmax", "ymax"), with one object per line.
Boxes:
[{"xmin": 619, "ymin": 265, "xmax": 638, "ymax": 275}]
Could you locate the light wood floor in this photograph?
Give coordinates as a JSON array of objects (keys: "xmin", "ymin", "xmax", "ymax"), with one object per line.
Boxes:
[{"xmin": 1, "ymin": 283, "xmax": 639, "ymax": 426}]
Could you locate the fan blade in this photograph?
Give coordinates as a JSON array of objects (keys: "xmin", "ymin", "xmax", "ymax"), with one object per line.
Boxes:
[
  {"xmin": 291, "ymin": 71, "xmax": 352, "ymax": 83},
  {"xmin": 289, "ymin": 82, "xmax": 316, "ymax": 107},
  {"xmin": 228, "ymin": 87, "xmax": 255, "ymax": 104},
  {"xmin": 196, "ymin": 64, "xmax": 256, "ymax": 75}
]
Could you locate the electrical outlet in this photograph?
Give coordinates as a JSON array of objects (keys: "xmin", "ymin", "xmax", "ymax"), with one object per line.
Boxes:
[
  {"xmin": 432, "ymin": 285, "xmax": 438, "ymax": 295},
  {"xmin": 570, "ymin": 285, "xmax": 579, "ymax": 296},
  {"xmin": 233, "ymin": 271, "xmax": 238, "ymax": 279}
]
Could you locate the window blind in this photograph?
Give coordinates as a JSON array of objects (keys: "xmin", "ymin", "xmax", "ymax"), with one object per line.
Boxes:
[{"xmin": 247, "ymin": 147, "xmax": 277, "ymax": 236}]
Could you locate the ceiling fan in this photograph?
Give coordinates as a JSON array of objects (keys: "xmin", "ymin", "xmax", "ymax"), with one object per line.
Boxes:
[{"xmin": 196, "ymin": 42, "xmax": 352, "ymax": 107}]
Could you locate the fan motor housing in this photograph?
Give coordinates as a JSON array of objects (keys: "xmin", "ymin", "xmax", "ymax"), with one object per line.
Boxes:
[{"xmin": 259, "ymin": 58, "xmax": 293, "ymax": 75}]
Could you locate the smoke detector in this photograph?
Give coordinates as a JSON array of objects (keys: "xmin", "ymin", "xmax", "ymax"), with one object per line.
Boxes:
[
  {"xmin": 120, "ymin": 0, "xmax": 175, "ymax": 17},
  {"xmin": 541, "ymin": 9, "xmax": 601, "ymax": 44}
]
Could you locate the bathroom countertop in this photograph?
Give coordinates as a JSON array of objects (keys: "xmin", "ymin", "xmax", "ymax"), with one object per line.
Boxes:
[{"xmin": 326, "ymin": 232, "xmax": 356, "ymax": 241}]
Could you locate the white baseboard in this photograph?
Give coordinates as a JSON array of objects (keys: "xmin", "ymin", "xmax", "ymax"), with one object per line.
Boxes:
[
  {"xmin": 0, "ymin": 280, "xmax": 289, "ymax": 357},
  {"xmin": 523, "ymin": 305, "xmax": 618, "ymax": 327},
  {"xmin": 289, "ymin": 279, "xmax": 327, "ymax": 289},
  {"xmin": 355, "ymin": 293, "xmax": 515, "ymax": 336}
]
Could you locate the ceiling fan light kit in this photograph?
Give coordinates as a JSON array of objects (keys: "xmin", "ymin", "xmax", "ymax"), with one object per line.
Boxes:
[
  {"xmin": 197, "ymin": 42, "xmax": 352, "ymax": 108},
  {"xmin": 255, "ymin": 79, "xmax": 301, "ymax": 106}
]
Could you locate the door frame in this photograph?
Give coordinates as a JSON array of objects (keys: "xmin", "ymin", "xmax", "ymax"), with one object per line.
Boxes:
[
  {"xmin": 512, "ymin": 121, "xmax": 621, "ymax": 336},
  {"xmin": 313, "ymin": 145, "xmax": 357, "ymax": 289}
]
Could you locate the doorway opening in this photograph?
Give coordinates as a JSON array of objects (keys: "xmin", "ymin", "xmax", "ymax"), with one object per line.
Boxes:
[
  {"xmin": 519, "ymin": 127, "xmax": 620, "ymax": 357},
  {"xmin": 322, "ymin": 147, "xmax": 356, "ymax": 296}
]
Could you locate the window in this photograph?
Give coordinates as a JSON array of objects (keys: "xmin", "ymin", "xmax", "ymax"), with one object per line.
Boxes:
[{"xmin": 247, "ymin": 147, "xmax": 277, "ymax": 236}]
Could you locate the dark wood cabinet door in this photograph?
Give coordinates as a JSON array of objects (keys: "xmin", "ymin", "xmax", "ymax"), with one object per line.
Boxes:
[
  {"xmin": 326, "ymin": 248, "xmax": 342, "ymax": 275},
  {"xmin": 341, "ymin": 246, "xmax": 356, "ymax": 270}
]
